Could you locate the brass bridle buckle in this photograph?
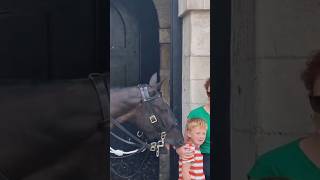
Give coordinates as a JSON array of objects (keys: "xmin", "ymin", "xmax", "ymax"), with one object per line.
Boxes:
[
  {"xmin": 150, "ymin": 142, "xmax": 157, "ymax": 151},
  {"xmin": 149, "ymin": 115, "xmax": 158, "ymax": 123}
]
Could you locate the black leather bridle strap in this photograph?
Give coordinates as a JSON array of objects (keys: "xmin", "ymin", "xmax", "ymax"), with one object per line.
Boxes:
[
  {"xmin": 110, "ymin": 131, "xmax": 139, "ymax": 146},
  {"xmin": 110, "ymin": 116, "xmax": 150, "ymax": 150},
  {"xmin": 143, "ymin": 101, "xmax": 164, "ymax": 133},
  {"xmin": 88, "ymin": 73, "xmax": 109, "ymax": 128},
  {"xmin": 138, "ymin": 84, "xmax": 167, "ymax": 134},
  {"xmin": 89, "ymin": 73, "xmax": 149, "ymax": 151}
]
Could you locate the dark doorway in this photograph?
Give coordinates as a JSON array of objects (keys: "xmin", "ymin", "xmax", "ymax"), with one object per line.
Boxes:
[
  {"xmin": 0, "ymin": 0, "xmax": 106, "ymax": 80},
  {"xmin": 109, "ymin": 0, "xmax": 160, "ymax": 179},
  {"xmin": 110, "ymin": 0, "xmax": 159, "ymax": 87}
]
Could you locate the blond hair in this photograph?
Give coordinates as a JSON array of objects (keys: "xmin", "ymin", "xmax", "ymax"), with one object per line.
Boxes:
[{"xmin": 186, "ymin": 118, "xmax": 208, "ymax": 132}]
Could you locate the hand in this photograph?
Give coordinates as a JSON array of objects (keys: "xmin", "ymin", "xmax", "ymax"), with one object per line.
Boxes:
[{"xmin": 176, "ymin": 144, "xmax": 193, "ymax": 159}]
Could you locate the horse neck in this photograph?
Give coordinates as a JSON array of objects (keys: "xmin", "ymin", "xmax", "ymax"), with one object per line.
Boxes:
[{"xmin": 110, "ymin": 86, "xmax": 141, "ymax": 119}]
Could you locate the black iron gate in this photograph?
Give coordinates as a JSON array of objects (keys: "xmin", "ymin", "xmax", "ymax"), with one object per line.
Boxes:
[{"xmin": 110, "ymin": 0, "xmax": 160, "ymax": 179}]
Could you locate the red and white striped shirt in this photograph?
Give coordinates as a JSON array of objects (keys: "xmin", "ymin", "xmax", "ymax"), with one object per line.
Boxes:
[{"xmin": 178, "ymin": 143, "xmax": 205, "ymax": 180}]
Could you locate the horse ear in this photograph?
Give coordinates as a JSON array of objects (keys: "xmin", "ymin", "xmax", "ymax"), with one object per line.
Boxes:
[{"xmin": 149, "ymin": 73, "xmax": 158, "ymax": 86}]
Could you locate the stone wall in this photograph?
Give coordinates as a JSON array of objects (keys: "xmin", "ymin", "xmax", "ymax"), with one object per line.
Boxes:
[
  {"xmin": 179, "ymin": 0, "xmax": 210, "ymax": 134},
  {"xmin": 231, "ymin": 0, "xmax": 320, "ymax": 179}
]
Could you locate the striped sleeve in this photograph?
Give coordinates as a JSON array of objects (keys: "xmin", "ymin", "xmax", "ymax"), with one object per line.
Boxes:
[{"xmin": 180, "ymin": 144, "xmax": 195, "ymax": 164}]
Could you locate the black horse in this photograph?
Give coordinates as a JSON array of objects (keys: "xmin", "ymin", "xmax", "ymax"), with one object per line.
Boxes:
[
  {"xmin": 110, "ymin": 73, "xmax": 183, "ymax": 146},
  {"xmin": 0, "ymin": 73, "xmax": 184, "ymax": 180}
]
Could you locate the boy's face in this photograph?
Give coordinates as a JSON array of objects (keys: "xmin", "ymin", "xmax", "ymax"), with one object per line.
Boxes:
[{"xmin": 187, "ymin": 126, "xmax": 206, "ymax": 146}]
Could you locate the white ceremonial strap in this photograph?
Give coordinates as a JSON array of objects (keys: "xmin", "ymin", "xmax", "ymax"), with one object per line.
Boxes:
[{"xmin": 110, "ymin": 147, "xmax": 139, "ymax": 156}]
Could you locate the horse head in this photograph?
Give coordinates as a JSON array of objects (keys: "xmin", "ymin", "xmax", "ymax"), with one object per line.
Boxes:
[{"xmin": 110, "ymin": 73, "xmax": 184, "ymax": 149}]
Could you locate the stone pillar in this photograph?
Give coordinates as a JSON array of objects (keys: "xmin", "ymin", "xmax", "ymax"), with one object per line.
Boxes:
[
  {"xmin": 152, "ymin": 1, "xmax": 172, "ymax": 179},
  {"xmin": 153, "ymin": 0, "xmax": 171, "ymax": 103},
  {"xmin": 178, "ymin": 0, "xmax": 210, "ymax": 133}
]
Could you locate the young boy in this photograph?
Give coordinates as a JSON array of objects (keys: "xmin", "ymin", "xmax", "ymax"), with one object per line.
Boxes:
[{"xmin": 178, "ymin": 118, "xmax": 207, "ymax": 180}]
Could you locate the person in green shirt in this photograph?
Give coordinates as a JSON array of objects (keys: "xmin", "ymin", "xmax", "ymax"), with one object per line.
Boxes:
[
  {"xmin": 177, "ymin": 78, "xmax": 211, "ymax": 179},
  {"xmin": 248, "ymin": 50, "xmax": 320, "ymax": 180}
]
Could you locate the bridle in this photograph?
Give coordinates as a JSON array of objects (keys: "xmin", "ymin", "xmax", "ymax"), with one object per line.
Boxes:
[
  {"xmin": 89, "ymin": 73, "xmax": 175, "ymax": 158},
  {"xmin": 89, "ymin": 73, "xmax": 177, "ymax": 179}
]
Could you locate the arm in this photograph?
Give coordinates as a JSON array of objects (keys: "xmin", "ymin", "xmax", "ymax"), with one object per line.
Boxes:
[
  {"xmin": 179, "ymin": 144, "xmax": 195, "ymax": 180},
  {"xmin": 181, "ymin": 162, "xmax": 191, "ymax": 180},
  {"xmin": 176, "ymin": 145, "xmax": 193, "ymax": 160}
]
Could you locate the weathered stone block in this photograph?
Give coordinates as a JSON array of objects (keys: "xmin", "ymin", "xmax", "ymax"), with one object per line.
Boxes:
[
  {"xmin": 178, "ymin": 0, "xmax": 209, "ymax": 16},
  {"xmin": 190, "ymin": 56, "xmax": 210, "ymax": 79},
  {"xmin": 204, "ymin": 0, "xmax": 210, "ymax": 9},
  {"xmin": 182, "ymin": 14, "xmax": 191, "ymax": 56},
  {"xmin": 190, "ymin": 79, "xmax": 208, "ymax": 104},
  {"xmin": 153, "ymin": 0, "xmax": 171, "ymax": 28},
  {"xmin": 159, "ymin": 28, "xmax": 170, "ymax": 43},
  {"xmin": 178, "ymin": 0, "xmax": 186, "ymax": 16},
  {"xmin": 187, "ymin": 0, "xmax": 204, "ymax": 9},
  {"xmin": 190, "ymin": 11, "xmax": 210, "ymax": 56},
  {"xmin": 160, "ymin": 69, "xmax": 170, "ymax": 103},
  {"xmin": 160, "ymin": 44, "xmax": 171, "ymax": 69},
  {"xmin": 182, "ymin": 102, "xmax": 191, "ymax": 132}
]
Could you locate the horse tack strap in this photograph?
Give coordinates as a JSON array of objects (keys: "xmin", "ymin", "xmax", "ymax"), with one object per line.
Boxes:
[
  {"xmin": 88, "ymin": 74, "xmax": 148, "ymax": 152},
  {"xmin": 88, "ymin": 73, "xmax": 109, "ymax": 128},
  {"xmin": 138, "ymin": 84, "xmax": 161, "ymax": 102},
  {"xmin": 138, "ymin": 84, "xmax": 167, "ymax": 133},
  {"xmin": 141, "ymin": 86, "xmax": 150, "ymax": 100},
  {"xmin": 110, "ymin": 116, "xmax": 150, "ymax": 151},
  {"xmin": 110, "ymin": 115, "xmax": 167, "ymax": 154},
  {"xmin": 144, "ymin": 101, "xmax": 167, "ymax": 133}
]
